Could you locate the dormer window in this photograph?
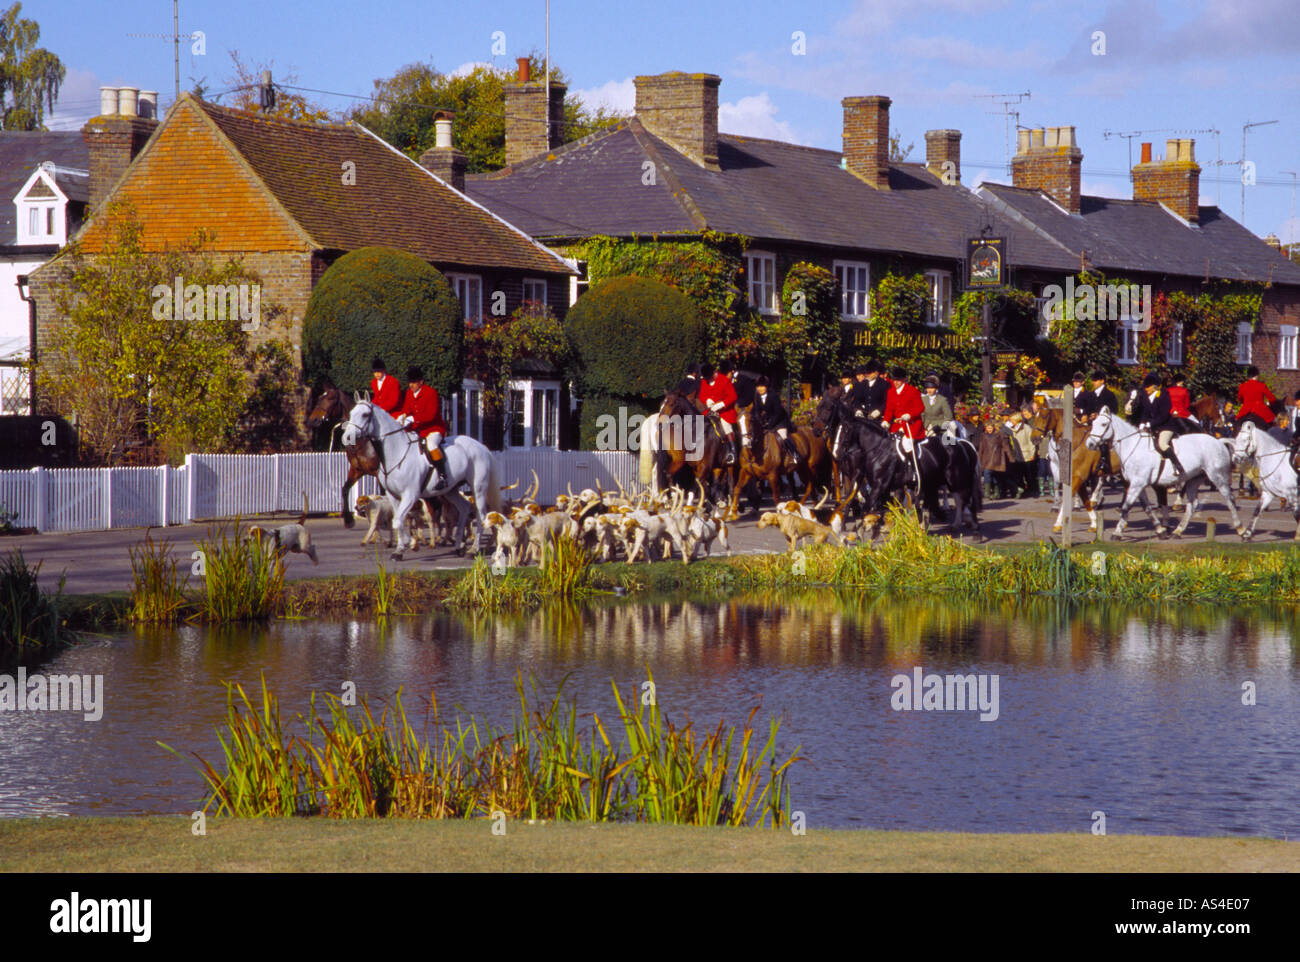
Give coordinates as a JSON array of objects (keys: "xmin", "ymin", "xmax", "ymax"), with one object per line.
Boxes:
[{"xmin": 13, "ymin": 162, "xmax": 80, "ymax": 246}]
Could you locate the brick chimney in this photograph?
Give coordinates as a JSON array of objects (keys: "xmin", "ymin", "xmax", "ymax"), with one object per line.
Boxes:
[
  {"xmin": 503, "ymin": 57, "xmax": 566, "ymax": 166},
  {"xmin": 1132, "ymin": 138, "xmax": 1201, "ymax": 223},
  {"xmin": 925, "ymin": 128, "xmax": 961, "ymax": 184},
  {"xmin": 842, "ymin": 96, "xmax": 891, "ymax": 190},
  {"xmin": 633, "ymin": 72, "xmax": 721, "ymax": 170},
  {"xmin": 420, "ymin": 111, "xmax": 468, "ymax": 192},
  {"xmin": 81, "ymin": 85, "xmax": 159, "ymax": 214},
  {"xmin": 1011, "ymin": 126, "xmax": 1083, "ymax": 214}
]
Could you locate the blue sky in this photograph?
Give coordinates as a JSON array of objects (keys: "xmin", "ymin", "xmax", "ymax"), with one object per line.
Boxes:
[{"xmin": 38, "ymin": 0, "xmax": 1300, "ymax": 243}]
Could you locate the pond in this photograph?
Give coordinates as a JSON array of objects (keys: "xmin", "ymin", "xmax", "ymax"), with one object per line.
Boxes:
[{"xmin": 2, "ymin": 594, "xmax": 1297, "ymax": 837}]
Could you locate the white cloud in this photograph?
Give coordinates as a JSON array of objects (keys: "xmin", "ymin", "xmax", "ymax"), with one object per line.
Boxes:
[
  {"xmin": 719, "ymin": 92, "xmax": 795, "ymax": 141},
  {"xmin": 44, "ymin": 67, "xmax": 101, "ymax": 132},
  {"xmin": 572, "ymin": 77, "xmax": 635, "ymax": 114},
  {"xmin": 448, "ymin": 61, "xmax": 492, "ymax": 78}
]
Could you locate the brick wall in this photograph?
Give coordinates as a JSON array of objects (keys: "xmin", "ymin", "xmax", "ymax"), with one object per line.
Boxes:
[
  {"xmin": 1132, "ymin": 139, "xmax": 1200, "ymax": 223},
  {"xmin": 503, "ymin": 81, "xmax": 566, "ymax": 167},
  {"xmin": 841, "ymin": 96, "xmax": 891, "ymax": 190},
  {"xmin": 925, "ymin": 129, "xmax": 962, "ymax": 184},
  {"xmin": 634, "ymin": 73, "xmax": 721, "ymax": 170},
  {"xmin": 82, "ymin": 115, "xmax": 159, "ymax": 213}
]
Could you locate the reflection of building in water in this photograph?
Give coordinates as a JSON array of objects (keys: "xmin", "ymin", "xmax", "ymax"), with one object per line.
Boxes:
[{"xmin": 1108, "ymin": 611, "xmax": 1296, "ymax": 674}]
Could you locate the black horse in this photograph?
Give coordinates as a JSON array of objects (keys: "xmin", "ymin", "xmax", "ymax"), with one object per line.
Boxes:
[
  {"xmin": 909, "ymin": 431, "xmax": 983, "ymax": 539},
  {"xmin": 813, "ymin": 386, "xmax": 908, "ymax": 524}
]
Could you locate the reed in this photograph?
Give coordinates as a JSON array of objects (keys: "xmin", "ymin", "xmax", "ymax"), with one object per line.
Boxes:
[
  {"xmin": 192, "ymin": 523, "xmax": 285, "ymax": 623},
  {"xmin": 539, "ymin": 534, "xmax": 593, "ymax": 600},
  {"xmin": 373, "ymin": 553, "xmax": 396, "ymax": 618},
  {"xmin": 164, "ymin": 673, "xmax": 801, "ymax": 826},
  {"xmin": 0, "ymin": 549, "xmax": 74, "ymax": 657},
  {"xmin": 445, "ymin": 556, "xmax": 542, "ymax": 610},
  {"xmin": 127, "ymin": 529, "xmax": 188, "ymax": 624}
]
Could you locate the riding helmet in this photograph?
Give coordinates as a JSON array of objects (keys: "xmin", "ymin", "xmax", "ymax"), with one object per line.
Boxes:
[
  {"xmin": 406, "ymin": 366, "xmax": 424, "ymax": 383},
  {"xmin": 756, "ymin": 374, "xmax": 771, "ymax": 387},
  {"xmin": 1142, "ymin": 373, "xmax": 1161, "ymax": 388},
  {"xmin": 700, "ymin": 362, "xmax": 716, "ymax": 380},
  {"xmin": 1071, "ymin": 371, "xmax": 1085, "ymax": 383},
  {"xmin": 1090, "ymin": 369, "xmax": 1107, "ymax": 381},
  {"xmin": 371, "ymin": 357, "xmax": 387, "ymax": 373}
]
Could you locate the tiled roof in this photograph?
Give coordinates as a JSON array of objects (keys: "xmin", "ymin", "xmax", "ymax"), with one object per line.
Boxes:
[
  {"xmin": 466, "ymin": 118, "xmax": 1080, "ymax": 271},
  {"xmin": 0, "ymin": 132, "xmax": 88, "ymax": 240},
  {"xmin": 979, "ymin": 183, "xmax": 1300, "ymax": 286},
  {"xmin": 192, "ymin": 98, "xmax": 571, "ymax": 276}
]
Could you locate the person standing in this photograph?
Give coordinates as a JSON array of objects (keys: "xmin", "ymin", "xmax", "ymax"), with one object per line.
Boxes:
[
  {"xmin": 698, "ymin": 362, "xmax": 740, "ymax": 464},
  {"xmin": 920, "ymin": 375, "xmax": 954, "ymax": 435},
  {"xmin": 1235, "ymin": 365, "xmax": 1277, "ymax": 432},
  {"xmin": 369, "ymin": 358, "xmax": 402, "ymax": 416},
  {"xmin": 396, "ymin": 366, "xmax": 449, "ymax": 487},
  {"xmin": 977, "ymin": 420, "xmax": 1012, "ymax": 498},
  {"xmin": 1007, "ymin": 409, "xmax": 1037, "ymax": 497}
]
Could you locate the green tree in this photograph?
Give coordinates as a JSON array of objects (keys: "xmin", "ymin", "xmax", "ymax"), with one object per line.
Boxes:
[
  {"xmin": 0, "ymin": 2, "xmax": 64, "ymax": 130},
  {"xmin": 302, "ymin": 246, "xmax": 464, "ymax": 399},
  {"xmin": 463, "ymin": 301, "xmax": 568, "ymax": 429},
  {"xmin": 218, "ymin": 50, "xmax": 332, "ymax": 123},
  {"xmin": 39, "ymin": 201, "xmax": 269, "ymax": 464},
  {"xmin": 348, "ymin": 55, "xmax": 625, "ymax": 173}
]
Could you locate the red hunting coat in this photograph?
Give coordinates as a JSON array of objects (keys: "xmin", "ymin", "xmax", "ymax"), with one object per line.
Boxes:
[
  {"xmin": 369, "ymin": 374, "xmax": 402, "ymax": 415},
  {"xmin": 1236, "ymin": 379, "xmax": 1277, "ymax": 424},
  {"xmin": 398, "ymin": 383, "xmax": 448, "ymax": 438},
  {"xmin": 883, "ymin": 382, "xmax": 925, "ymax": 440},
  {"xmin": 698, "ymin": 374, "xmax": 739, "ymax": 424},
  {"xmin": 1166, "ymin": 385, "xmax": 1191, "ymax": 419}
]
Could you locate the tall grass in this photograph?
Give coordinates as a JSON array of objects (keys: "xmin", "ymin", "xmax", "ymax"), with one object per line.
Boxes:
[
  {"xmin": 127, "ymin": 529, "xmax": 188, "ymax": 624},
  {"xmin": 539, "ymin": 534, "xmax": 593, "ymax": 600},
  {"xmin": 163, "ymin": 673, "xmax": 801, "ymax": 826},
  {"xmin": 446, "ymin": 556, "xmax": 542, "ymax": 610},
  {"xmin": 192, "ymin": 523, "xmax": 284, "ymax": 623},
  {"xmin": 0, "ymin": 549, "xmax": 74, "ymax": 658},
  {"xmin": 374, "ymin": 552, "xmax": 396, "ymax": 618}
]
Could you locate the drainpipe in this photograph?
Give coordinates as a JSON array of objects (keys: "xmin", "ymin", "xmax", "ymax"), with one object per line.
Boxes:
[{"xmin": 16, "ymin": 274, "xmax": 35, "ymax": 415}]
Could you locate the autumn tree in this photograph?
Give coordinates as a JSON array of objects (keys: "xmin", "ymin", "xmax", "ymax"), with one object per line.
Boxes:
[
  {"xmin": 217, "ymin": 49, "xmax": 331, "ymax": 123},
  {"xmin": 349, "ymin": 54, "xmax": 624, "ymax": 173},
  {"xmin": 0, "ymin": 2, "xmax": 64, "ymax": 130},
  {"xmin": 39, "ymin": 201, "xmax": 287, "ymax": 464}
]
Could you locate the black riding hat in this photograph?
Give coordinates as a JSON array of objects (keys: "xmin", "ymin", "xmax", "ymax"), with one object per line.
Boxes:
[
  {"xmin": 1071, "ymin": 371, "xmax": 1085, "ymax": 382},
  {"xmin": 854, "ymin": 364, "xmax": 871, "ymax": 376},
  {"xmin": 1142, "ymin": 373, "xmax": 1161, "ymax": 388},
  {"xmin": 406, "ymin": 366, "xmax": 423, "ymax": 383},
  {"xmin": 371, "ymin": 357, "xmax": 387, "ymax": 372},
  {"xmin": 700, "ymin": 362, "xmax": 716, "ymax": 380},
  {"xmin": 756, "ymin": 374, "xmax": 771, "ymax": 387},
  {"xmin": 890, "ymin": 366, "xmax": 907, "ymax": 381},
  {"xmin": 1091, "ymin": 369, "xmax": 1107, "ymax": 381}
]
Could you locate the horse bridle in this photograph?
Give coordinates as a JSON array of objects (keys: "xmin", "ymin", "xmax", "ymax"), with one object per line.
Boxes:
[{"xmin": 352, "ymin": 403, "xmax": 419, "ymax": 475}]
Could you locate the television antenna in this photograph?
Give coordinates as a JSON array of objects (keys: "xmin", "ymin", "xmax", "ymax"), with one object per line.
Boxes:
[
  {"xmin": 127, "ymin": 1, "xmax": 199, "ymax": 104},
  {"xmin": 974, "ymin": 91, "xmax": 1030, "ymax": 174}
]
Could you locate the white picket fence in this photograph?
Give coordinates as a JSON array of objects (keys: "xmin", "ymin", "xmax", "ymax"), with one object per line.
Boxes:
[{"xmin": 0, "ymin": 449, "xmax": 641, "ymax": 534}]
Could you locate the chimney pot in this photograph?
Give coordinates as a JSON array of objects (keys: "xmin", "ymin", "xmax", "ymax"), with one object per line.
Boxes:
[
  {"xmin": 1012, "ymin": 123, "xmax": 1083, "ymax": 213},
  {"xmin": 516, "ymin": 57, "xmax": 531, "ymax": 83},
  {"xmin": 118, "ymin": 86, "xmax": 139, "ymax": 117},
  {"xmin": 1044, "ymin": 127, "xmax": 1059, "ymax": 148},
  {"xmin": 99, "ymin": 86, "xmax": 120, "ymax": 117},
  {"xmin": 1017, "ymin": 128, "xmax": 1030, "ymax": 153},
  {"xmin": 138, "ymin": 90, "xmax": 158, "ymax": 119},
  {"xmin": 1029, "ymin": 128, "xmax": 1044, "ymax": 148},
  {"xmin": 1132, "ymin": 138, "xmax": 1200, "ymax": 222},
  {"xmin": 434, "ymin": 112, "xmax": 453, "ymax": 149},
  {"xmin": 1165, "ymin": 138, "xmax": 1179, "ymax": 162},
  {"xmin": 1140, "ymin": 142, "xmax": 1152, "ymax": 164}
]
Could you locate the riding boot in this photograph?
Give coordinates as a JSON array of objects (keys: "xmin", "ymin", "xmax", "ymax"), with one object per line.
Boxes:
[
  {"xmin": 426, "ymin": 445, "xmax": 446, "ymax": 489},
  {"xmin": 1163, "ymin": 447, "xmax": 1186, "ymax": 480},
  {"xmin": 783, "ymin": 436, "xmax": 803, "ymax": 469},
  {"xmin": 726, "ymin": 432, "xmax": 737, "ymax": 465}
]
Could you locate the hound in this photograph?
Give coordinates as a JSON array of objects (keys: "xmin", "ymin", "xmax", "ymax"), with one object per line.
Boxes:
[
  {"xmin": 684, "ymin": 508, "xmax": 731, "ymax": 561},
  {"xmin": 246, "ymin": 492, "xmax": 320, "ymax": 565},
  {"xmin": 776, "ymin": 487, "xmax": 831, "ymax": 522},
  {"xmin": 484, "ymin": 510, "xmax": 530, "ymax": 567},
  {"xmin": 757, "ymin": 510, "xmax": 841, "ymax": 552},
  {"xmin": 354, "ymin": 493, "xmax": 396, "ymax": 548}
]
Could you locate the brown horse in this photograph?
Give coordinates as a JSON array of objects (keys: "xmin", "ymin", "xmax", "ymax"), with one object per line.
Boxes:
[
  {"xmin": 1028, "ymin": 406, "xmax": 1121, "ymax": 533},
  {"xmin": 305, "ymin": 380, "xmax": 385, "ymax": 529},
  {"xmin": 655, "ymin": 390, "xmax": 735, "ymax": 508},
  {"xmin": 730, "ymin": 403, "xmax": 832, "ymax": 517}
]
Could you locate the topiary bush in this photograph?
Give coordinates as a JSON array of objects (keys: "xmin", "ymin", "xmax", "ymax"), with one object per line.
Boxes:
[
  {"xmin": 302, "ymin": 247, "xmax": 464, "ymax": 397},
  {"xmin": 564, "ymin": 275, "xmax": 707, "ymax": 399}
]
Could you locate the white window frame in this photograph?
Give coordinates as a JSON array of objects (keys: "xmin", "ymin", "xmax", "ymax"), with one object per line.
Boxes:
[
  {"xmin": 450, "ymin": 378, "xmax": 486, "ymax": 443},
  {"xmin": 447, "ymin": 273, "xmax": 483, "ymax": 324},
  {"xmin": 1165, "ymin": 321, "xmax": 1184, "ymax": 366},
  {"xmin": 924, "ymin": 269, "xmax": 952, "ymax": 327},
  {"xmin": 1280, "ymin": 325, "xmax": 1298, "ymax": 371},
  {"xmin": 745, "ymin": 250, "xmax": 778, "ymax": 315},
  {"xmin": 1236, "ymin": 322, "xmax": 1254, "ymax": 365},
  {"xmin": 833, "ymin": 260, "xmax": 871, "ymax": 320},
  {"xmin": 522, "ymin": 277, "xmax": 548, "ymax": 307},
  {"xmin": 1117, "ymin": 316, "xmax": 1140, "ymax": 366},
  {"xmin": 504, "ymin": 378, "xmax": 560, "ymax": 449}
]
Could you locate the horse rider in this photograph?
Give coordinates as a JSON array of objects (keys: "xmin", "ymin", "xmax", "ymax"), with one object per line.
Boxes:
[
  {"xmin": 396, "ymin": 365, "xmax": 449, "ymax": 487},
  {"xmin": 1235, "ymin": 365, "xmax": 1277, "ymax": 432},
  {"xmin": 1167, "ymin": 372, "xmax": 1193, "ymax": 425},
  {"xmin": 674, "ymin": 363, "xmax": 702, "ymax": 402},
  {"xmin": 720, "ymin": 359, "xmax": 757, "ymax": 448},
  {"xmin": 1131, "ymin": 373, "xmax": 1187, "ymax": 480},
  {"xmin": 1077, "ymin": 369, "xmax": 1120, "ymax": 421},
  {"xmin": 883, "ymin": 366, "xmax": 925, "ymax": 483},
  {"xmin": 698, "ymin": 362, "xmax": 740, "ymax": 465},
  {"xmin": 920, "ymin": 375, "xmax": 954, "ymax": 436},
  {"xmin": 752, "ymin": 374, "xmax": 804, "ymax": 468},
  {"xmin": 369, "ymin": 357, "xmax": 403, "ymax": 416},
  {"xmin": 851, "ymin": 361, "xmax": 890, "ymax": 422}
]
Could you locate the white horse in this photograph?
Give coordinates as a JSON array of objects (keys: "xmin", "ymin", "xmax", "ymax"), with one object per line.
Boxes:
[
  {"xmin": 341, "ymin": 400, "xmax": 502, "ymax": 559},
  {"xmin": 1085, "ymin": 410, "xmax": 1245, "ymax": 539},
  {"xmin": 1232, "ymin": 422, "xmax": 1300, "ymax": 540}
]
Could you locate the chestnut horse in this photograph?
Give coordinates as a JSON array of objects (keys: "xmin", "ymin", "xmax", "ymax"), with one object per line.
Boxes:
[
  {"xmin": 1028, "ymin": 406, "xmax": 1120, "ymax": 534},
  {"xmin": 653, "ymin": 390, "xmax": 736, "ymax": 507},
  {"xmin": 305, "ymin": 380, "xmax": 385, "ymax": 529},
  {"xmin": 730, "ymin": 402, "xmax": 832, "ymax": 517}
]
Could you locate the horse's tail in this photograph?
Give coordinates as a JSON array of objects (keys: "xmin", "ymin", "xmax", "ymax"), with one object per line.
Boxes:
[
  {"xmin": 486, "ymin": 451, "xmax": 503, "ymax": 514},
  {"xmin": 640, "ymin": 413, "xmax": 659, "ymax": 489}
]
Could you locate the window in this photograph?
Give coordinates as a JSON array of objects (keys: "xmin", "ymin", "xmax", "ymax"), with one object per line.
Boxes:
[
  {"xmin": 1280, "ymin": 325, "xmax": 1298, "ymax": 371},
  {"xmin": 504, "ymin": 379, "xmax": 560, "ymax": 448},
  {"xmin": 833, "ymin": 260, "xmax": 870, "ymax": 320},
  {"xmin": 27, "ymin": 206, "xmax": 39, "ymax": 236},
  {"xmin": 1236, "ymin": 322, "xmax": 1254, "ymax": 365},
  {"xmin": 45, "ymin": 207, "xmax": 54, "ymax": 235},
  {"xmin": 451, "ymin": 379, "xmax": 485, "ymax": 442},
  {"xmin": 745, "ymin": 251, "xmax": 778, "ymax": 314},
  {"xmin": 1117, "ymin": 317, "xmax": 1140, "ymax": 365},
  {"xmin": 447, "ymin": 274, "xmax": 483, "ymax": 323},
  {"xmin": 925, "ymin": 270, "xmax": 952, "ymax": 326},
  {"xmin": 569, "ymin": 261, "xmax": 588, "ymax": 307},
  {"xmin": 1166, "ymin": 321, "xmax": 1184, "ymax": 366},
  {"xmin": 522, "ymin": 278, "xmax": 548, "ymax": 306}
]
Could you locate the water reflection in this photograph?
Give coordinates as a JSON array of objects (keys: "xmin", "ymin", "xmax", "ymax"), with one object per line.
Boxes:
[{"xmin": 1, "ymin": 594, "xmax": 1297, "ymax": 837}]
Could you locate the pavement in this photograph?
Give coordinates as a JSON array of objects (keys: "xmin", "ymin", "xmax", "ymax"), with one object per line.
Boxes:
[{"xmin": 5, "ymin": 484, "xmax": 1296, "ymax": 597}]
